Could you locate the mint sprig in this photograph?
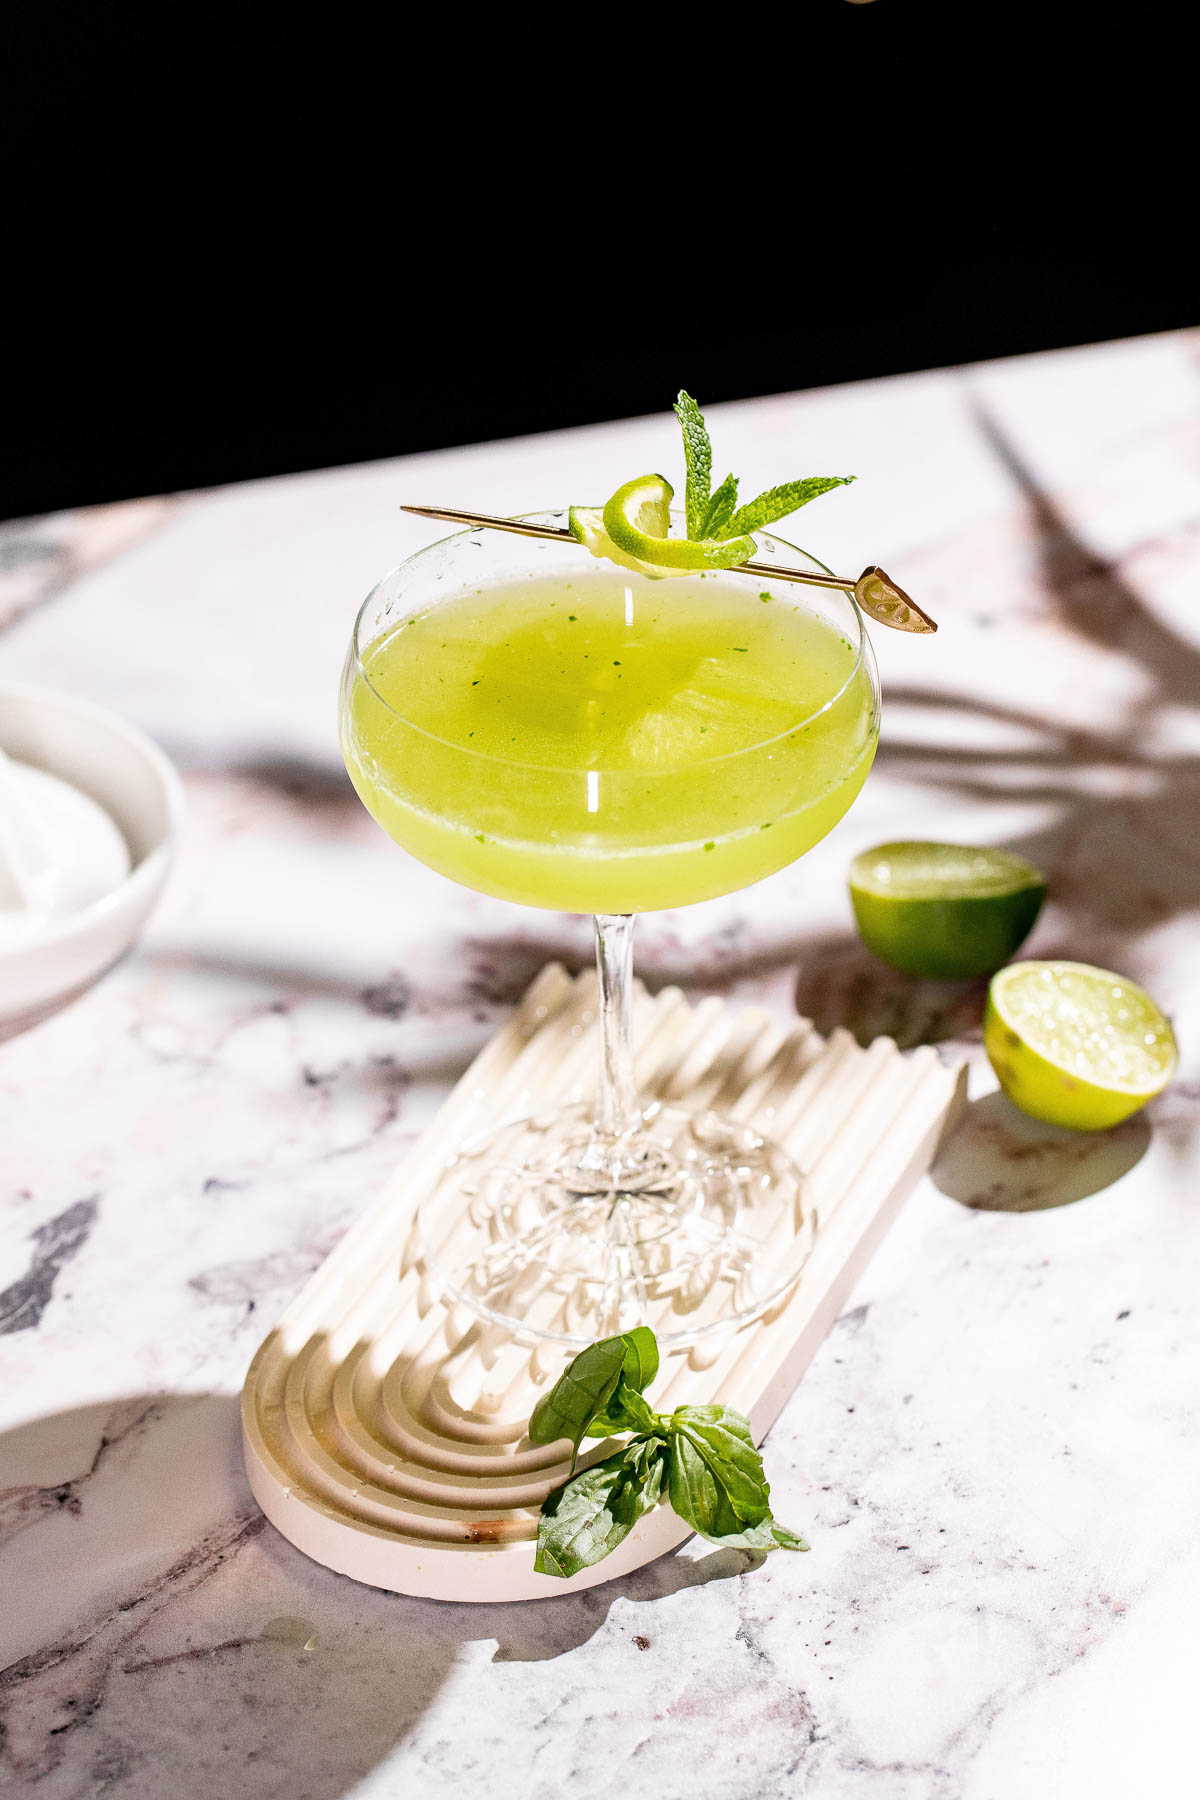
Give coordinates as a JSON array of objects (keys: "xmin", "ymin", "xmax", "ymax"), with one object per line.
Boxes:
[
  {"xmin": 529, "ymin": 1326, "xmax": 807, "ymax": 1578},
  {"xmin": 672, "ymin": 389, "xmax": 854, "ymax": 547}
]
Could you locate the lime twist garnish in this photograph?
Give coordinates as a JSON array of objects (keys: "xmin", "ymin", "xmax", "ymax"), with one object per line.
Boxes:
[
  {"xmin": 568, "ymin": 391, "xmax": 854, "ymax": 577},
  {"xmin": 604, "ymin": 474, "xmax": 756, "ymax": 571},
  {"xmin": 985, "ymin": 961, "xmax": 1177, "ymax": 1132},
  {"xmin": 849, "ymin": 841, "xmax": 1047, "ymax": 980}
]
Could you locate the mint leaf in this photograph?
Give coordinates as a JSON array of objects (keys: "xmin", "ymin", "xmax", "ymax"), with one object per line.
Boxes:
[
  {"xmin": 528, "ymin": 1335, "xmax": 627, "ymax": 1461},
  {"xmin": 535, "ymin": 1439, "xmax": 668, "ymax": 1578},
  {"xmin": 674, "ymin": 390, "xmax": 712, "ymax": 541},
  {"xmin": 719, "ymin": 476, "xmax": 855, "ymax": 540},
  {"xmin": 702, "ymin": 473, "xmax": 739, "ymax": 539}
]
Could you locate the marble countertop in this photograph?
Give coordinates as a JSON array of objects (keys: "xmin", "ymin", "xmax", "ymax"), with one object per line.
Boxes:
[{"xmin": 3, "ymin": 330, "xmax": 1200, "ymax": 1799}]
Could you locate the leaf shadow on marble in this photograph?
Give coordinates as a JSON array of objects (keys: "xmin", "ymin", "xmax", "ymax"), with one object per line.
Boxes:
[
  {"xmin": 931, "ymin": 1090, "xmax": 1151, "ymax": 1213},
  {"xmin": 772, "ymin": 412, "xmax": 1200, "ymax": 1143},
  {"xmin": 873, "ymin": 409, "xmax": 1200, "ymax": 967},
  {"xmin": 788, "ymin": 422, "xmax": 1200, "ymax": 1208},
  {"xmin": 0, "ymin": 1393, "xmax": 461, "ymax": 1800}
]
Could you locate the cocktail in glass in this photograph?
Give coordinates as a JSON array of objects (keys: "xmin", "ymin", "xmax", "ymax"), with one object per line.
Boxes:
[{"xmin": 340, "ymin": 513, "xmax": 880, "ymax": 1344}]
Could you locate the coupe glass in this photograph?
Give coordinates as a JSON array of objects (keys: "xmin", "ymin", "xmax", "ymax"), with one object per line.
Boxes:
[{"xmin": 340, "ymin": 513, "xmax": 880, "ymax": 1345}]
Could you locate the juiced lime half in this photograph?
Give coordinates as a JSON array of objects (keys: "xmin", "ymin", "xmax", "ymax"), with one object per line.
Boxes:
[
  {"xmin": 849, "ymin": 842, "xmax": 1047, "ymax": 979},
  {"xmin": 985, "ymin": 960, "xmax": 1177, "ymax": 1131}
]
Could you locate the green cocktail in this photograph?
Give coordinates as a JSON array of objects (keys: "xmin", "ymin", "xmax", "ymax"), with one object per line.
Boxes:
[{"xmin": 343, "ymin": 562, "xmax": 876, "ymax": 915}]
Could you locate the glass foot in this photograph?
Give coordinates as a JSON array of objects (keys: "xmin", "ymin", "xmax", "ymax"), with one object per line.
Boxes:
[{"xmin": 414, "ymin": 1103, "xmax": 817, "ymax": 1347}]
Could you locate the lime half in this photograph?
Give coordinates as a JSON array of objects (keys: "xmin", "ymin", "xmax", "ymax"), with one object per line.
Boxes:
[
  {"xmin": 849, "ymin": 842, "xmax": 1047, "ymax": 979},
  {"xmin": 985, "ymin": 960, "xmax": 1177, "ymax": 1131},
  {"xmin": 602, "ymin": 474, "xmax": 757, "ymax": 572}
]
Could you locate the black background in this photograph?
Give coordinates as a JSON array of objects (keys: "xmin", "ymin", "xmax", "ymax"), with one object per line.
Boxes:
[{"xmin": 3, "ymin": 8, "xmax": 1185, "ymax": 522}]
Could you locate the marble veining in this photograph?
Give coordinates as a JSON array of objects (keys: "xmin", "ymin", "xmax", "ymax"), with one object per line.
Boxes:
[
  {"xmin": 0, "ymin": 1199, "xmax": 99, "ymax": 1336},
  {"xmin": 2, "ymin": 329, "xmax": 1200, "ymax": 1797}
]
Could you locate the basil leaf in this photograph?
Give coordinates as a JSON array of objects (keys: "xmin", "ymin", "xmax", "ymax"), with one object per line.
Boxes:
[
  {"xmin": 702, "ymin": 473, "xmax": 739, "ymax": 539},
  {"xmin": 669, "ymin": 1404, "xmax": 770, "ymax": 1523},
  {"xmin": 719, "ymin": 475, "xmax": 855, "ymax": 540},
  {"xmin": 584, "ymin": 1377, "xmax": 658, "ymax": 1440},
  {"xmin": 668, "ymin": 1429, "xmax": 768, "ymax": 1545},
  {"xmin": 619, "ymin": 1325, "xmax": 659, "ymax": 1392},
  {"xmin": 769, "ymin": 1522, "xmax": 810, "ymax": 1551},
  {"xmin": 530, "ymin": 1327, "xmax": 807, "ymax": 1573},
  {"xmin": 667, "ymin": 1419, "xmax": 806, "ymax": 1552},
  {"xmin": 674, "ymin": 390, "xmax": 712, "ymax": 541},
  {"xmin": 528, "ymin": 1336, "xmax": 627, "ymax": 1458},
  {"xmin": 535, "ymin": 1439, "xmax": 668, "ymax": 1578}
]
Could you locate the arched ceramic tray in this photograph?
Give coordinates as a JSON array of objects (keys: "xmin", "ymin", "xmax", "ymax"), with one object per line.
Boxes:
[{"xmin": 243, "ymin": 966, "xmax": 965, "ymax": 1600}]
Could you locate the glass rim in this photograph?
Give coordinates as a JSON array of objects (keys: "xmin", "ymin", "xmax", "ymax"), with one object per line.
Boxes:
[{"xmin": 348, "ymin": 511, "xmax": 873, "ymax": 777}]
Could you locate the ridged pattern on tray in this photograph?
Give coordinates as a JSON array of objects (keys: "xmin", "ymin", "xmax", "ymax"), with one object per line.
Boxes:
[{"xmin": 242, "ymin": 967, "xmax": 965, "ymax": 1600}]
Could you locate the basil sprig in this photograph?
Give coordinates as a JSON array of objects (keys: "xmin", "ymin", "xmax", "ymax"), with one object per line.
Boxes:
[
  {"xmin": 672, "ymin": 389, "xmax": 854, "ymax": 544},
  {"xmin": 529, "ymin": 1326, "xmax": 808, "ymax": 1578}
]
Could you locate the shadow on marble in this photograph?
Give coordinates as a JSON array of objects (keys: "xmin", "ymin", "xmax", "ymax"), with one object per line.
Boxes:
[
  {"xmin": 482, "ymin": 1544, "xmax": 767, "ymax": 1664},
  {"xmin": 138, "ymin": 930, "xmax": 592, "ymax": 1026},
  {"xmin": 224, "ymin": 754, "xmax": 356, "ymax": 807},
  {"xmin": 461, "ymin": 919, "xmax": 985, "ymax": 1047},
  {"xmin": 792, "ymin": 932, "xmax": 988, "ymax": 1050},
  {"xmin": 0, "ymin": 1390, "xmax": 781, "ymax": 1792},
  {"xmin": 0, "ymin": 1393, "xmax": 460, "ymax": 1800},
  {"xmin": 139, "ymin": 944, "xmax": 399, "ymax": 1010},
  {"xmin": 874, "ymin": 412, "xmax": 1200, "ymax": 966},
  {"xmin": 931, "ymin": 1090, "xmax": 1151, "ymax": 1213},
  {"xmin": 134, "ymin": 945, "xmax": 517, "ymax": 1079}
]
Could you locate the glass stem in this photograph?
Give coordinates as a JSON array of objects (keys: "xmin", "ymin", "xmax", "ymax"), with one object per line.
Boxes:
[{"xmin": 594, "ymin": 913, "xmax": 639, "ymax": 1140}]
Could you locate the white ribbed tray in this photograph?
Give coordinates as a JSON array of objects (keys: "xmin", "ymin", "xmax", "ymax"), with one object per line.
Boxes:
[{"xmin": 242, "ymin": 966, "xmax": 966, "ymax": 1600}]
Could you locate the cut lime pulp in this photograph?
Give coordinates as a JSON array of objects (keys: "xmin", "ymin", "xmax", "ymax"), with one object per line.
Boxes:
[
  {"xmin": 985, "ymin": 960, "xmax": 1177, "ymax": 1131},
  {"xmin": 849, "ymin": 841, "xmax": 1047, "ymax": 979}
]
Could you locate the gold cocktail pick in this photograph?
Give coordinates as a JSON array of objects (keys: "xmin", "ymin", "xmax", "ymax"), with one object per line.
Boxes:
[{"xmin": 400, "ymin": 504, "xmax": 937, "ymax": 634}]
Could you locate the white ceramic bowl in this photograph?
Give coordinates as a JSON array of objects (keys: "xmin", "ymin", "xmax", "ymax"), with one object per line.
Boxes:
[{"xmin": 0, "ymin": 684, "xmax": 184, "ymax": 1029}]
